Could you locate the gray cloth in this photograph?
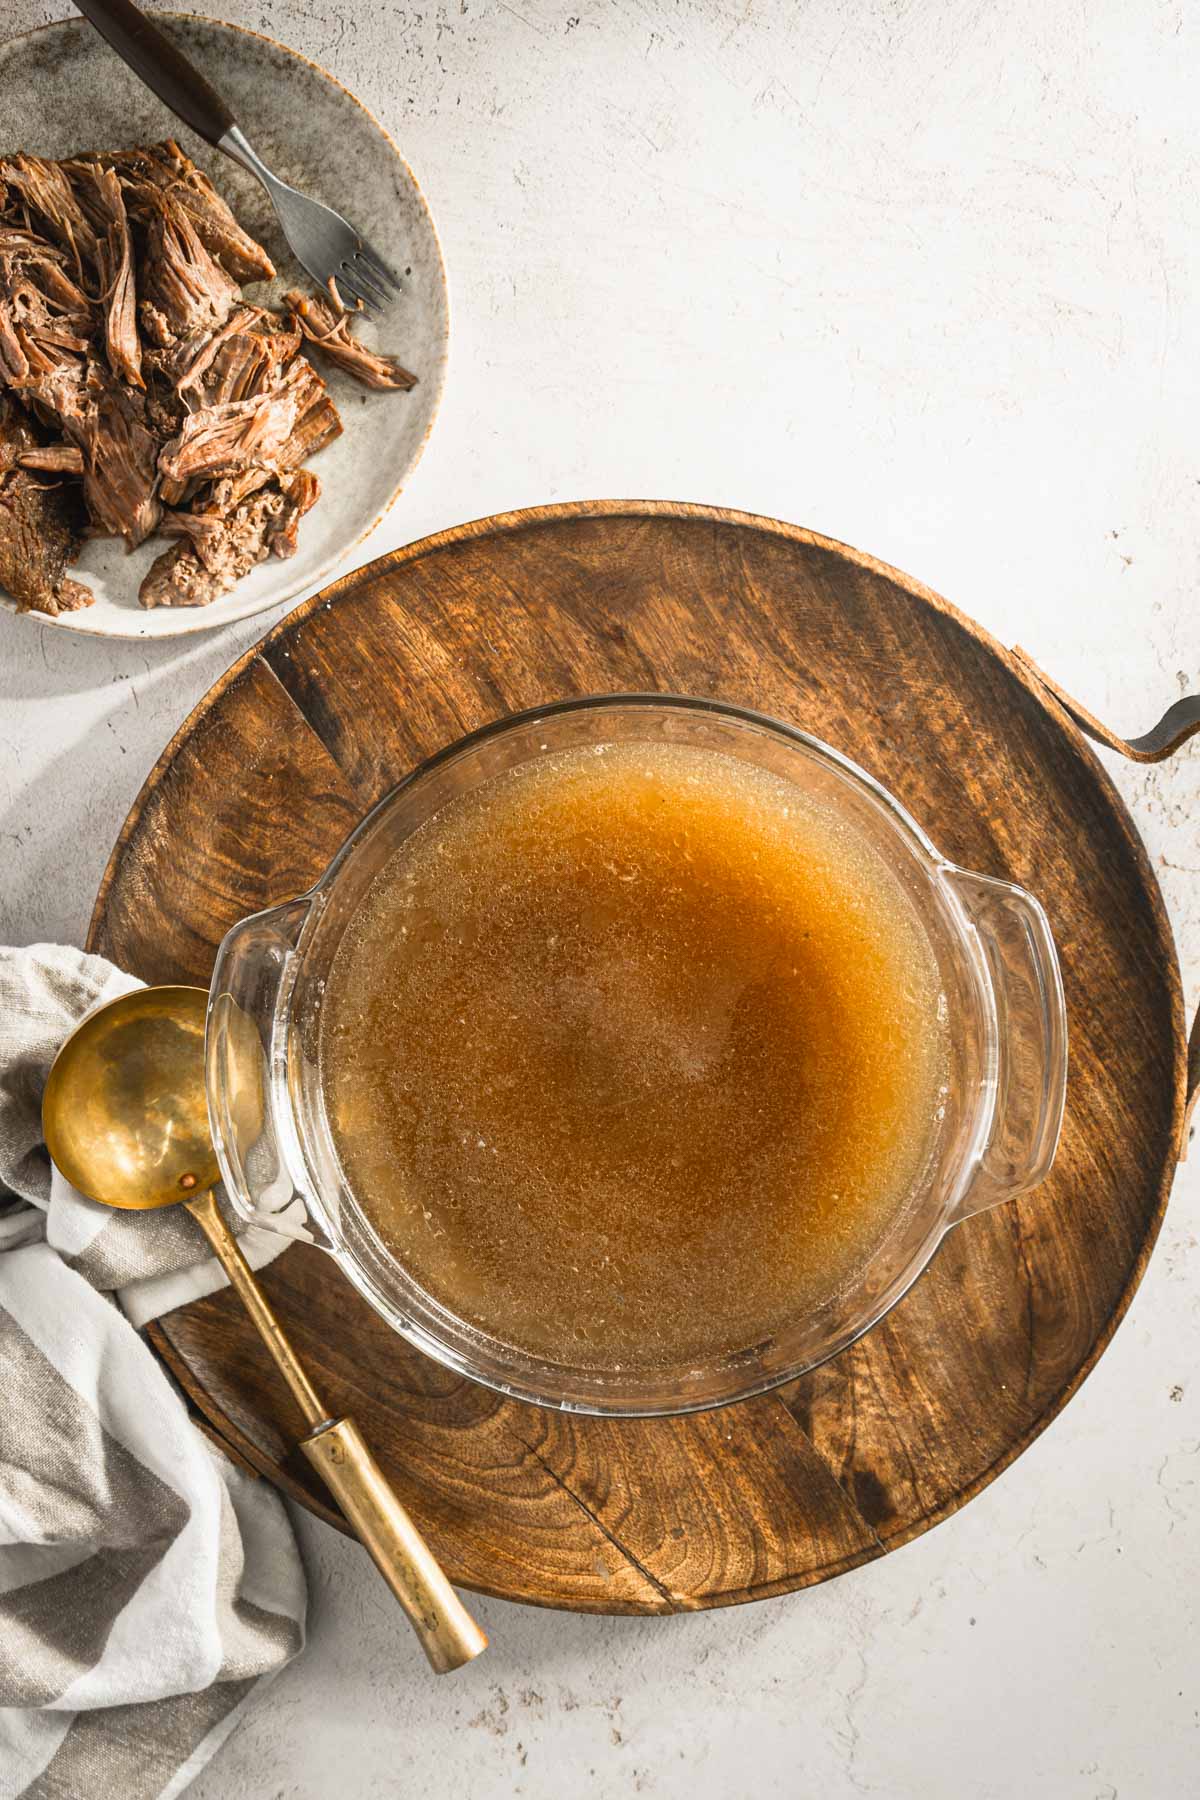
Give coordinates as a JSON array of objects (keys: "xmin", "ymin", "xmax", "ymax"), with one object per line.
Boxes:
[{"xmin": 0, "ymin": 945, "xmax": 306, "ymax": 1800}]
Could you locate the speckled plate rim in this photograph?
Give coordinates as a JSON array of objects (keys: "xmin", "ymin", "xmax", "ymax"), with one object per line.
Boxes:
[{"xmin": 0, "ymin": 11, "xmax": 449, "ymax": 640}]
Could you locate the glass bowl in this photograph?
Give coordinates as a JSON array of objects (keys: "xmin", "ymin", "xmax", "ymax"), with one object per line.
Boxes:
[{"xmin": 207, "ymin": 695, "xmax": 1067, "ymax": 1416}]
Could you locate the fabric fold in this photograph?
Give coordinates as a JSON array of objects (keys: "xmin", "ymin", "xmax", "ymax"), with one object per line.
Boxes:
[{"xmin": 0, "ymin": 944, "xmax": 306, "ymax": 1800}]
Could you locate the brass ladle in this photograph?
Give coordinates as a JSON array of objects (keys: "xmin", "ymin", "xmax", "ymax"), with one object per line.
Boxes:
[{"xmin": 42, "ymin": 984, "xmax": 487, "ymax": 1674}]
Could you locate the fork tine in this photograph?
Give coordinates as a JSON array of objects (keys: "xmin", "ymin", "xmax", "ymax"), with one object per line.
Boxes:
[
  {"xmin": 335, "ymin": 279, "xmax": 377, "ymax": 317},
  {"xmin": 355, "ymin": 240, "xmax": 404, "ymax": 294},
  {"xmin": 334, "ymin": 264, "xmax": 379, "ymax": 316},
  {"xmin": 347, "ymin": 256, "xmax": 389, "ymax": 307}
]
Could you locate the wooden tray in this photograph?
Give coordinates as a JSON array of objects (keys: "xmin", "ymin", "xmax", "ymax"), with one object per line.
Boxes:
[{"xmin": 88, "ymin": 502, "xmax": 1187, "ymax": 1614}]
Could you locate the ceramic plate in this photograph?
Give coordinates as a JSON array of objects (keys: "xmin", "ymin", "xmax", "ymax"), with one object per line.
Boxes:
[{"xmin": 0, "ymin": 13, "xmax": 447, "ymax": 638}]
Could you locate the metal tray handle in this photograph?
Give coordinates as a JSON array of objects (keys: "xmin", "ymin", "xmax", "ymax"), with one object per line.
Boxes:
[{"xmin": 1013, "ymin": 646, "xmax": 1199, "ymax": 1159}]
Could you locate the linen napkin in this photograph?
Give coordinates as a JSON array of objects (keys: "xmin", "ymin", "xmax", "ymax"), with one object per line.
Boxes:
[{"xmin": 0, "ymin": 944, "xmax": 307, "ymax": 1800}]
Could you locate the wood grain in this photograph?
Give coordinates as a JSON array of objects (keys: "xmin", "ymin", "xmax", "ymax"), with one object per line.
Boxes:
[{"xmin": 88, "ymin": 501, "xmax": 1187, "ymax": 1613}]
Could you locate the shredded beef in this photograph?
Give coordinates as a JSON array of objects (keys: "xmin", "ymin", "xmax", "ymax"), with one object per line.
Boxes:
[
  {"xmin": 130, "ymin": 184, "xmax": 240, "ymax": 348},
  {"xmin": 286, "ymin": 289, "xmax": 417, "ymax": 390},
  {"xmin": 0, "ymin": 139, "xmax": 415, "ymax": 614},
  {"xmin": 157, "ymin": 376, "xmax": 300, "ymax": 486},
  {"xmin": 0, "ymin": 227, "xmax": 94, "ymax": 421},
  {"xmin": 0, "ymin": 396, "xmax": 92, "ymax": 613},
  {"xmin": 18, "ymin": 444, "xmax": 84, "ymax": 474},
  {"xmin": 72, "ymin": 141, "xmax": 276, "ymax": 285},
  {"xmin": 0, "ymin": 155, "xmax": 98, "ymax": 282},
  {"xmin": 0, "ymin": 392, "xmax": 37, "ymax": 472},
  {"xmin": 67, "ymin": 369, "xmax": 161, "ymax": 548},
  {"xmin": 141, "ymin": 469, "xmax": 320, "ymax": 607},
  {"xmin": 73, "ymin": 164, "xmax": 142, "ymax": 389}
]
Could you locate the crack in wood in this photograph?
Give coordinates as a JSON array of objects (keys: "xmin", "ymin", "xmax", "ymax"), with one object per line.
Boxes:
[{"xmin": 511, "ymin": 1434, "xmax": 678, "ymax": 1612}]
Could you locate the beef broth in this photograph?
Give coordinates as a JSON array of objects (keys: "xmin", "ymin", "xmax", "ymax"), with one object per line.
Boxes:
[{"xmin": 320, "ymin": 740, "xmax": 948, "ymax": 1370}]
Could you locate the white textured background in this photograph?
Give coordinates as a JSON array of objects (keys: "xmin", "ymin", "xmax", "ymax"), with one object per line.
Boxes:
[{"xmin": 2, "ymin": 2, "xmax": 1198, "ymax": 1795}]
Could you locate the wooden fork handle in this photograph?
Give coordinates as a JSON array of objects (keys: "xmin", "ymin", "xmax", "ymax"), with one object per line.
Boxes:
[{"xmin": 72, "ymin": 0, "xmax": 235, "ymax": 146}]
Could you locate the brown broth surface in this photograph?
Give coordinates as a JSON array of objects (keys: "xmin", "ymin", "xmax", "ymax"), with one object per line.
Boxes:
[{"xmin": 320, "ymin": 741, "xmax": 947, "ymax": 1369}]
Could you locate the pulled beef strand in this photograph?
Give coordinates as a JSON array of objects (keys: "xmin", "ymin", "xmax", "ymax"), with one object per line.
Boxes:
[
  {"xmin": 0, "ymin": 392, "xmax": 37, "ymax": 470},
  {"xmin": 68, "ymin": 372, "xmax": 162, "ymax": 549},
  {"xmin": 195, "ymin": 361, "xmax": 341, "ymax": 516},
  {"xmin": 76, "ymin": 164, "xmax": 143, "ymax": 389},
  {"xmin": 0, "ymin": 227, "xmax": 93, "ymax": 417},
  {"xmin": 0, "ymin": 467, "xmax": 94, "ymax": 614},
  {"xmin": 142, "ymin": 468, "xmax": 320, "ymax": 607},
  {"xmin": 133, "ymin": 183, "xmax": 240, "ymax": 348},
  {"xmin": 18, "ymin": 444, "xmax": 85, "ymax": 474},
  {"xmin": 286, "ymin": 288, "xmax": 417, "ymax": 390},
  {"xmin": 71, "ymin": 141, "xmax": 276, "ymax": 285},
  {"xmin": 0, "ymin": 154, "xmax": 98, "ymax": 280},
  {"xmin": 0, "ymin": 393, "xmax": 93, "ymax": 613},
  {"xmin": 158, "ymin": 377, "xmax": 301, "ymax": 486}
]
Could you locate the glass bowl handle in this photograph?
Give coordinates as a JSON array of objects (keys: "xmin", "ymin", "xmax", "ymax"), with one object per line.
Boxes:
[
  {"xmin": 946, "ymin": 869, "xmax": 1068, "ymax": 1221},
  {"xmin": 206, "ymin": 896, "xmax": 329, "ymax": 1247}
]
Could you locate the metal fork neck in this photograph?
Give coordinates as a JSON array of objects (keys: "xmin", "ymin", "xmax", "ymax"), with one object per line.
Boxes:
[{"xmin": 216, "ymin": 123, "xmax": 278, "ymax": 194}]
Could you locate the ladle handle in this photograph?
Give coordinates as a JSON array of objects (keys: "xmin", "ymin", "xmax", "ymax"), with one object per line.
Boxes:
[
  {"xmin": 184, "ymin": 1190, "xmax": 487, "ymax": 1673},
  {"xmin": 185, "ymin": 1189, "xmax": 325, "ymax": 1429},
  {"xmin": 301, "ymin": 1418, "xmax": 488, "ymax": 1673}
]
